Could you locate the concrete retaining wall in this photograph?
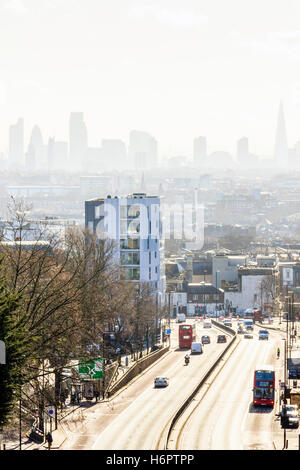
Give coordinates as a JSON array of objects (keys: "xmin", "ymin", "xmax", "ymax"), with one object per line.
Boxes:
[{"xmin": 107, "ymin": 346, "xmax": 170, "ymax": 397}]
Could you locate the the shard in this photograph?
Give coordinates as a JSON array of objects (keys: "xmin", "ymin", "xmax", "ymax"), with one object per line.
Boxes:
[{"xmin": 273, "ymin": 101, "xmax": 288, "ymax": 168}]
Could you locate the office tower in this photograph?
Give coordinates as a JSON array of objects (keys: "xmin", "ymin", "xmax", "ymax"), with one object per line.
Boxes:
[
  {"xmin": 274, "ymin": 101, "xmax": 288, "ymax": 168},
  {"xmin": 28, "ymin": 125, "xmax": 46, "ymax": 171},
  {"xmin": 101, "ymin": 139, "xmax": 127, "ymax": 171},
  {"xmin": 48, "ymin": 138, "xmax": 68, "ymax": 172},
  {"xmin": 193, "ymin": 136, "xmax": 207, "ymax": 166},
  {"xmin": 129, "ymin": 131, "xmax": 158, "ymax": 170},
  {"xmin": 9, "ymin": 118, "xmax": 24, "ymax": 169},
  {"xmin": 69, "ymin": 112, "xmax": 88, "ymax": 172},
  {"xmin": 25, "ymin": 143, "xmax": 36, "ymax": 171},
  {"xmin": 237, "ymin": 137, "xmax": 249, "ymax": 167},
  {"xmin": 85, "ymin": 193, "xmax": 166, "ymax": 303}
]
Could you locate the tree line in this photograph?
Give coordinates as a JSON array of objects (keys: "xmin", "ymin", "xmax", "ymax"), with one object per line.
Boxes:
[{"xmin": 0, "ymin": 198, "xmax": 167, "ymax": 432}]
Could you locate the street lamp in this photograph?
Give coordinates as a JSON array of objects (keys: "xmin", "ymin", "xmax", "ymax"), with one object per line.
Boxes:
[
  {"xmin": 203, "ymin": 270, "xmax": 207, "ymax": 316},
  {"xmin": 215, "ymin": 270, "xmax": 220, "ymax": 318}
]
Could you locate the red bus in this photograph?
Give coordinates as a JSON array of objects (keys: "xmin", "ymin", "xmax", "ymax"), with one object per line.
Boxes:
[
  {"xmin": 253, "ymin": 365, "xmax": 275, "ymax": 407},
  {"xmin": 179, "ymin": 323, "xmax": 197, "ymax": 349}
]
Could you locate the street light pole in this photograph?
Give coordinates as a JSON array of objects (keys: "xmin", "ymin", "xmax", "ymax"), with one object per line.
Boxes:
[{"xmin": 203, "ymin": 270, "xmax": 207, "ymax": 316}]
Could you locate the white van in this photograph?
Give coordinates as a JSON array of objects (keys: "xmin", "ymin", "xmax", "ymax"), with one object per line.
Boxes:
[
  {"xmin": 191, "ymin": 342, "xmax": 203, "ymax": 354},
  {"xmin": 176, "ymin": 313, "xmax": 186, "ymax": 323}
]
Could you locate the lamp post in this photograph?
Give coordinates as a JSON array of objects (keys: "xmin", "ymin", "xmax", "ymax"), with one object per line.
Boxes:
[
  {"xmin": 215, "ymin": 270, "xmax": 220, "ymax": 318},
  {"xmin": 203, "ymin": 270, "xmax": 207, "ymax": 316}
]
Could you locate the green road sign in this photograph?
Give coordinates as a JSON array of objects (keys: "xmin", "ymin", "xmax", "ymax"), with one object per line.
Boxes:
[{"xmin": 78, "ymin": 357, "xmax": 103, "ymax": 379}]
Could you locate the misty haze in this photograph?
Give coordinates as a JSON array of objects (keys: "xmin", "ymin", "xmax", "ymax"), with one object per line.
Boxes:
[{"xmin": 1, "ymin": 0, "xmax": 300, "ymax": 455}]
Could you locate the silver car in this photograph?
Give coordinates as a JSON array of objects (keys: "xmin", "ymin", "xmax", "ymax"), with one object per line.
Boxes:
[{"xmin": 154, "ymin": 376, "xmax": 169, "ymax": 388}]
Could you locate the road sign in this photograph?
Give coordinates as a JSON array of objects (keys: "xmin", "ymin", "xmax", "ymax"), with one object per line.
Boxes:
[
  {"xmin": 45, "ymin": 405, "xmax": 55, "ymax": 419},
  {"xmin": 78, "ymin": 357, "xmax": 103, "ymax": 379}
]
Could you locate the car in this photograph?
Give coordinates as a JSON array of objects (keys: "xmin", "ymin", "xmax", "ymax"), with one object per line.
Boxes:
[
  {"xmin": 258, "ymin": 329, "xmax": 269, "ymax": 340},
  {"xmin": 218, "ymin": 316, "xmax": 225, "ymax": 322},
  {"xmin": 154, "ymin": 376, "xmax": 169, "ymax": 388},
  {"xmin": 224, "ymin": 319, "xmax": 232, "ymax": 327},
  {"xmin": 237, "ymin": 326, "xmax": 244, "ymax": 334},
  {"xmin": 244, "ymin": 332, "xmax": 253, "ymax": 339},
  {"xmin": 217, "ymin": 335, "xmax": 227, "ymax": 343},
  {"xmin": 237, "ymin": 319, "xmax": 244, "ymax": 325},
  {"xmin": 281, "ymin": 405, "xmax": 299, "ymax": 428},
  {"xmin": 201, "ymin": 335, "xmax": 210, "ymax": 344},
  {"xmin": 203, "ymin": 321, "xmax": 212, "ymax": 328}
]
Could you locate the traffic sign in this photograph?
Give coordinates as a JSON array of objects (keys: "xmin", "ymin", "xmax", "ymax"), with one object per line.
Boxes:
[
  {"xmin": 45, "ymin": 405, "xmax": 55, "ymax": 419},
  {"xmin": 166, "ymin": 329, "xmax": 171, "ymax": 335},
  {"xmin": 78, "ymin": 357, "xmax": 103, "ymax": 379}
]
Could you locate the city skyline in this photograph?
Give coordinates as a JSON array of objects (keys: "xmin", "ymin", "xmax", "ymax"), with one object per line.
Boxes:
[
  {"xmin": 2, "ymin": 0, "xmax": 300, "ymax": 160},
  {"xmin": 3, "ymin": 104, "xmax": 300, "ymax": 171}
]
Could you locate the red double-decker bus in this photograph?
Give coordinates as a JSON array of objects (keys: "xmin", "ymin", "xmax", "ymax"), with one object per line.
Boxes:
[
  {"xmin": 178, "ymin": 324, "xmax": 197, "ymax": 349},
  {"xmin": 253, "ymin": 365, "xmax": 275, "ymax": 407}
]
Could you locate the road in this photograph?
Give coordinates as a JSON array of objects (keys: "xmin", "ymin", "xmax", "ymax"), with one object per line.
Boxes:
[
  {"xmin": 172, "ymin": 320, "xmax": 284, "ymax": 450},
  {"xmin": 60, "ymin": 319, "xmax": 230, "ymax": 450}
]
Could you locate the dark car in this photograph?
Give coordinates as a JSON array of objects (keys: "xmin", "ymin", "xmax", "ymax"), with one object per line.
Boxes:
[
  {"xmin": 201, "ymin": 335, "xmax": 210, "ymax": 344},
  {"xmin": 281, "ymin": 405, "xmax": 299, "ymax": 428},
  {"xmin": 217, "ymin": 335, "xmax": 227, "ymax": 343}
]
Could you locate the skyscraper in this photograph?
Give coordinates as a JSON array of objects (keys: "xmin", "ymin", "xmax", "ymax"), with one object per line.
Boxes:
[
  {"xmin": 28, "ymin": 125, "xmax": 46, "ymax": 171},
  {"xmin": 47, "ymin": 138, "xmax": 68, "ymax": 172},
  {"xmin": 193, "ymin": 136, "xmax": 207, "ymax": 166},
  {"xmin": 274, "ymin": 101, "xmax": 288, "ymax": 168},
  {"xmin": 9, "ymin": 118, "xmax": 24, "ymax": 169},
  {"xmin": 69, "ymin": 112, "xmax": 88, "ymax": 172},
  {"xmin": 237, "ymin": 137, "xmax": 249, "ymax": 167},
  {"xmin": 129, "ymin": 130, "xmax": 158, "ymax": 170}
]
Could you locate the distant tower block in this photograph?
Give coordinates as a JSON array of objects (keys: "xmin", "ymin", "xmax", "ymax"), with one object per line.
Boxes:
[
  {"xmin": 193, "ymin": 137, "xmax": 207, "ymax": 166},
  {"xmin": 9, "ymin": 118, "xmax": 24, "ymax": 169},
  {"xmin": 237, "ymin": 137, "xmax": 249, "ymax": 166},
  {"xmin": 69, "ymin": 112, "xmax": 88, "ymax": 172},
  {"xmin": 273, "ymin": 101, "xmax": 288, "ymax": 168}
]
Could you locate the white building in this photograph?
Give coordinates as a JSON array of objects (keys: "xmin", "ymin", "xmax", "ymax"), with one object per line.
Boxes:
[
  {"xmin": 85, "ymin": 193, "xmax": 166, "ymax": 303},
  {"xmin": 224, "ymin": 267, "xmax": 275, "ymax": 313}
]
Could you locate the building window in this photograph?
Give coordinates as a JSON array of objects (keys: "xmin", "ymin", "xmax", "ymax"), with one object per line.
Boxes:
[
  {"xmin": 120, "ymin": 252, "xmax": 140, "ymax": 265},
  {"xmin": 95, "ymin": 205, "xmax": 102, "ymax": 218},
  {"xmin": 149, "ymin": 267, "xmax": 151, "ymax": 280},
  {"xmin": 120, "ymin": 238, "xmax": 140, "ymax": 250},
  {"xmin": 123, "ymin": 268, "xmax": 140, "ymax": 281}
]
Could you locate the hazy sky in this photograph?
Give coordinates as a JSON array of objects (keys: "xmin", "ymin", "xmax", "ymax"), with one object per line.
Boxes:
[{"xmin": 2, "ymin": 0, "xmax": 300, "ymax": 160}]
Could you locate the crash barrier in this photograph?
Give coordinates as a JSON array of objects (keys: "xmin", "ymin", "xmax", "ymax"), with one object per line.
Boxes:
[
  {"xmin": 107, "ymin": 345, "xmax": 170, "ymax": 398},
  {"xmin": 163, "ymin": 320, "xmax": 236, "ymax": 449},
  {"xmin": 101, "ymin": 361, "xmax": 119, "ymax": 395}
]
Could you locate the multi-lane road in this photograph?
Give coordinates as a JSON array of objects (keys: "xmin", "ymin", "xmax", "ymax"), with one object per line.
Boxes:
[{"xmin": 60, "ymin": 318, "xmax": 284, "ymax": 450}]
